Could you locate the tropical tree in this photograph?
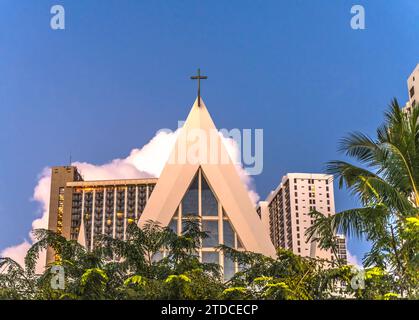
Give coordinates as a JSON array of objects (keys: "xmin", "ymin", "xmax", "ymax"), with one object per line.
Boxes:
[
  {"xmin": 0, "ymin": 257, "xmax": 36, "ymax": 299},
  {"xmin": 1, "ymin": 222, "xmax": 347, "ymax": 300},
  {"xmin": 307, "ymin": 100, "xmax": 419, "ymax": 298},
  {"xmin": 220, "ymin": 246, "xmax": 347, "ymax": 300}
]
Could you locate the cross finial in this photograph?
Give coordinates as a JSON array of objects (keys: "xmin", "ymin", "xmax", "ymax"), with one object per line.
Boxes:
[{"xmin": 190, "ymin": 68, "xmax": 207, "ymax": 107}]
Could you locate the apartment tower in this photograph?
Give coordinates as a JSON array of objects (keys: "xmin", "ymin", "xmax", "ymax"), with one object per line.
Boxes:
[{"xmin": 259, "ymin": 173, "xmax": 343, "ymax": 261}]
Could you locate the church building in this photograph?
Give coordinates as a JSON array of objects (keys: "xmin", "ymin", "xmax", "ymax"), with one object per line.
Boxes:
[{"xmin": 46, "ymin": 84, "xmax": 276, "ymax": 278}]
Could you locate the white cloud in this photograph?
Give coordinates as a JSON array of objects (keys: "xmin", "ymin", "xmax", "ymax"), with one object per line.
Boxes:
[
  {"xmin": 0, "ymin": 240, "xmax": 31, "ymax": 269},
  {"xmin": 347, "ymin": 250, "xmax": 362, "ymax": 268},
  {"xmin": 32, "ymin": 168, "xmax": 52, "ymax": 233},
  {"xmin": 1, "ymin": 128, "xmax": 260, "ymax": 273},
  {"xmin": 222, "ymin": 135, "xmax": 260, "ymax": 204}
]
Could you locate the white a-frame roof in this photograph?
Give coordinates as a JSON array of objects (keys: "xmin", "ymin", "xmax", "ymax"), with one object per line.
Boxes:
[{"xmin": 139, "ymin": 97, "xmax": 276, "ymax": 257}]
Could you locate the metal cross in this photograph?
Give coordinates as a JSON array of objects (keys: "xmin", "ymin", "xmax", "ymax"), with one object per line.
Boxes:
[{"xmin": 190, "ymin": 68, "xmax": 207, "ymax": 107}]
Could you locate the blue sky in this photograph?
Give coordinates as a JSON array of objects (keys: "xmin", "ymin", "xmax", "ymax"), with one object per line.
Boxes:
[{"xmin": 0, "ymin": 0, "xmax": 418, "ymax": 263}]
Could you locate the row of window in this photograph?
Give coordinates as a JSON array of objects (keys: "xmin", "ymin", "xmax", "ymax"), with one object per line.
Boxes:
[{"xmin": 293, "ymin": 178, "xmax": 329, "ymax": 185}]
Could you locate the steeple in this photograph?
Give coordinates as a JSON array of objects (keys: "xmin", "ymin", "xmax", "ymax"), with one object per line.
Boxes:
[{"xmin": 139, "ymin": 98, "xmax": 276, "ymax": 257}]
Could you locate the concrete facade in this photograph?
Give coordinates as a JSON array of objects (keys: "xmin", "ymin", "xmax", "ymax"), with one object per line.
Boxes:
[
  {"xmin": 139, "ymin": 98, "xmax": 276, "ymax": 263},
  {"xmin": 263, "ymin": 173, "xmax": 336, "ymax": 261},
  {"xmin": 47, "ymin": 169, "xmax": 156, "ymax": 263},
  {"xmin": 404, "ymin": 64, "xmax": 418, "ymax": 114},
  {"xmin": 46, "ymin": 166, "xmax": 83, "ymax": 262}
]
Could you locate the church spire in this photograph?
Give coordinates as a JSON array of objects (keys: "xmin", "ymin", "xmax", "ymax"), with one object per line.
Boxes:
[{"xmin": 139, "ymin": 97, "xmax": 276, "ymax": 258}]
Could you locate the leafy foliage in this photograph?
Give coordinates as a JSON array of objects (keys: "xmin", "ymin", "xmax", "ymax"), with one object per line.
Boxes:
[
  {"xmin": 0, "ymin": 101, "xmax": 417, "ymax": 300},
  {"xmin": 307, "ymin": 100, "xmax": 419, "ymax": 298}
]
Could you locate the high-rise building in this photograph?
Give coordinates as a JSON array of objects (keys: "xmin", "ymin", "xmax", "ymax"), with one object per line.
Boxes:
[
  {"xmin": 47, "ymin": 97, "xmax": 276, "ymax": 280},
  {"xmin": 46, "ymin": 166, "xmax": 83, "ymax": 262},
  {"xmin": 404, "ymin": 64, "xmax": 418, "ymax": 114},
  {"xmin": 335, "ymin": 234, "xmax": 348, "ymax": 265},
  {"xmin": 260, "ymin": 173, "xmax": 338, "ymax": 261},
  {"xmin": 47, "ymin": 166, "xmax": 157, "ymax": 262}
]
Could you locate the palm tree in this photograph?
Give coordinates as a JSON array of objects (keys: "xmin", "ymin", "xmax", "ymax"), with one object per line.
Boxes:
[
  {"xmin": 220, "ymin": 245, "xmax": 354, "ymax": 299},
  {"xmin": 307, "ymin": 100, "xmax": 419, "ymax": 296}
]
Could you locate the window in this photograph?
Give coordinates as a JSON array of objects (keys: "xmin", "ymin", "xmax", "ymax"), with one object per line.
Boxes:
[
  {"xmin": 202, "ymin": 252, "xmax": 219, "ymax": 265},
  {"xmin": 223, "ymin": 220, "xmax": 235, "ymax": 248},
  {"xmin": 326, "ymin": 186, "xmax": 329, "ymax": 191},
  {"xmin": 168, "ymin": 219, "xmax": 177, "ymax": 233},
  {"xmin": 237, "ymin": 235, "xmax": 244, "ymax": 249},
  {"xmin": 202, "ymin": 220, "xmax": 219, "ymax": 247},
  {"xmin": 182, "ymin": 219, "xmax": 192, "ymax": 233},
  {"xmin": 328, "ymin": 207, "xmax": 331, "ymax": 212},
  {"xmin": 224, "ymin": 256, "xmax": 235, "ymax": 281},
  {"xmin": 174, "ymin": 168, "xmax": 246, "ymax": 278},
  {"xmin": 410, "ymin": 86, "xmax": 415, "ymax": 98},
  {"xmin": 182, "ymin": 174, "xmax": 199, "ymax": 216},
  {"xmin": 152, "ymin": 251, "xmax": 163, "ymax": 262},
  {"xmin": 201, "ymin": 174, "xmax": 218, "ymax": 216},
  {"xmin": 327, "ymin": 193, "xmax": 330, "ymax": 198},
  {"xmin": 295, "ymin": 192, "xmax": 298, "ymax": 197}
]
